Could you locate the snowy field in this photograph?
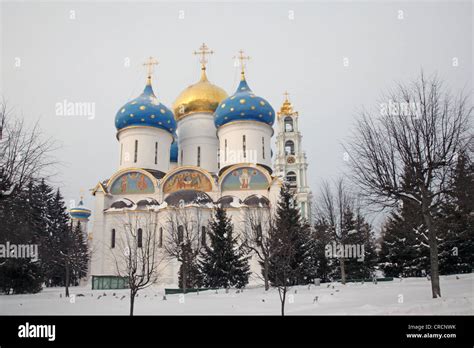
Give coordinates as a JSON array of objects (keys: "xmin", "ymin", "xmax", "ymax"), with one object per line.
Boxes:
[{"xmin": 1, "ymin": 274, "xmax": 473, "ymax": 315}]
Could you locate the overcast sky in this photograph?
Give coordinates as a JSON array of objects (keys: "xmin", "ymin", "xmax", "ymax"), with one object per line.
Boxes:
[{"xmin": 1, "ymin": 0, "xmax": 472, "ymax": 227}]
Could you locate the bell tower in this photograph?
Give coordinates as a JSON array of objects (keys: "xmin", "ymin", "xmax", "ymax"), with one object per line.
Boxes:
[{"xmin": 274, "ymin": 92, "xmax": 312, "ymax": 220}]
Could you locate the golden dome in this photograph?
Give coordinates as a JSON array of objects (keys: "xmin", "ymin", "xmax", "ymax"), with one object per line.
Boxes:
[
  {"xmin": 173, "ymin": 68, "xmax": 228, "ymax": 121},
  {"xmin": 277, "ymin": 92, "xmax": 298, "ymax": 118}
]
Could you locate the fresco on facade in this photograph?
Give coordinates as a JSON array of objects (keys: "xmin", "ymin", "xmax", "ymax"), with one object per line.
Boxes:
[
  {"xmin": 110, "ymin": 172, "xmax": 155, "ymax": 194},
  {"xmin": 162, "ymin": 169, "xmax": 213, "ymax": 194},
  {"xmin": 221, "ymin": 166, "xmax": 269, "ymax": 191}
]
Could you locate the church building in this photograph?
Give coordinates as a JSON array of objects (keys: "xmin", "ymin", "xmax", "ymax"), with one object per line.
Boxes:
[{"xmin": 69, "ymin": 44, "xmax": 312, "ymax": 289}]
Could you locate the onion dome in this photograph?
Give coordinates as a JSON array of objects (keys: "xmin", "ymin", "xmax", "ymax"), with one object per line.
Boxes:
[
  {"xmin": 69, "ymin": 198, "xmax": 91, "ymax": 219},
  {"xmin": 173, "ymin": 44, "xmax": 228, "ymax": 121},
  {"xmin": 115, "ymin": 58, "xmax": 176, "ymax": 133},
  {"xmin": 277, "ymin": 91, "xmax": 298, "ymax": 117},
  {"xmin": 214, "ymin": 75, "xmax": 275, "ymax": 128},
  {"xmin": 170, "ymin": 133, "xmax": 178, "ymax": 162}
]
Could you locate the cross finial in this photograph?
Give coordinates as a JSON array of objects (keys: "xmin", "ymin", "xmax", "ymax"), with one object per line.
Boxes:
[
  {"xmin": 143, "ymin": 56, "xmax": 159, "ymax": 84},
  {"xmin": 283, "ymin": 91, "xmax": 290, "ymax": 101},
  {"xmin": 194, "ymin": 43, "xmax": 214, "ymax": 70},
  {"xmin": 233, "ymin": 49, "xmax": 251, "ymax": 79}
]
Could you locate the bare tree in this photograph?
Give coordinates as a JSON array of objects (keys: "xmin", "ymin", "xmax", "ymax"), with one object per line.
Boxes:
[
  {"xmin": 0, "ymin": 100, "xmax": 58, "ymax": 197},
  {"xmin": 345, "ymin": 72, "xmax": 472, "ymax": 298},
  {"xmin": 314, "ymin": 179, "xmax": 353, "ymax": 285},
  {"xmin": 164, "ymin": 207, "xmax": 205, "ymax": 293},
  {"xmin": 112, "ymin": 213, "xmax": 162, "ymax": 316},
  {"xmin": 242, "ymin": 207, "xmax": 273, "ymax": 290}
]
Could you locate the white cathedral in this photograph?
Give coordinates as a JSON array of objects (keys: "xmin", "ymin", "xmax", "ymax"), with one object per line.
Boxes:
[{"xmin": 69, "ymin": 45, "xmax": 312, "ymax": 289}]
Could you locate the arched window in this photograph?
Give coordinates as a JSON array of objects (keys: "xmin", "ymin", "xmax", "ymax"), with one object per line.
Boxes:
[
  {"xmin": 286, "ymin": 171, "xmax": 297, "ymax": 188},
  {"xmin": 154, "ymin": 142, "xmax": 158, "ymax": 165},
  {"xmin": 137, "ymin": 228, "xmax": 143, "ymax": 248},
  {"xmin": 285, "ymin": 140, "xmax": 295, "ymax": 155},
  {"xmin": 159, "ymin": 227, "xmax": 163, "ymax": 248},
  {"xmin": 201, "ymin": 226, "xmax": 206, "ymax": 246},
  {"xmin": 197, "ymin": 146, "xmax": 201, "ymax": 167},
  {"xmin": 243, "ymin": 135, "xmax": 246, "ymax": 159},
  {"xmin": 111, "ymin": 229, "xmax": 116, "ymax": 248},
  {"xmin": 178, "ymin": 225, "xmax": 184, "ymax": 243},
  {"xmin": 134, "ymin": 140, "xmax": 138, "ymax": 163},
  {"xmin": 262, "ymin": 137, "xmax": 265, "ymax": 159},
  {"xmin": 284, "ymin": 117, "xmax": 294, "ymax": 132}
]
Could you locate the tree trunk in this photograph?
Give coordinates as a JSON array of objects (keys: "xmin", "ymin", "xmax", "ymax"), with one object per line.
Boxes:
[
  {"xmin": 263, "ymin": 261, "xmax": 269, "ymax": 291},
  {"xmin": 130, "ymin": 289, "xmax": 136, "ymax": 316},
  {"xmin": 339, "ymin": 256, "xmax": 346, "ymax": 285},
  {"xmin": 422, "ymin": 208, "xmax": 441, "ymax": 298},
  {"xmin": 280, "ymin": 287, "xmax": 286, "ymax": 316},
  {"xmin": 65, "ymin": 259, "xmax": 70, "ymax": 297}
]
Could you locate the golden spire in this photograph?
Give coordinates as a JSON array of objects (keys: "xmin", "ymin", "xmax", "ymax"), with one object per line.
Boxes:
[
  {"xmin": 233, "ymin": 49, "xmax": 251, "ymax": 80},
  {"xmin": 278, "ymin": 91, "xmax": 296, "ymax": 117},
  {"xmin": 143, "ymin": 56, "xmax": 159, "ymax": 85},
  {"xmin": 194, "ymin": 43, "xmax": 214, "ymax": 81}
]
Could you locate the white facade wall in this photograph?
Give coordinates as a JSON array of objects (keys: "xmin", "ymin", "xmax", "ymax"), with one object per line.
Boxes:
[
  {"xmin": 217, "ymin": 121, "xmax": 273, "ymax": 170},
  {"xmin": 178, "ymin": 113, "xmax": 219, "ymax": 173},
  {"xmin": 117, "ymin": 127, "xmax": 173, "ymax": 172}
]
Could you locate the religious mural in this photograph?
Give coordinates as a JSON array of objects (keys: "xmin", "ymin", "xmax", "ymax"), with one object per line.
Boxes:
[
  {"xmin": 110, "ymin": 172, "xmax": 155, "ymax": 194},
  {"xmin": 162, "ymin": 169, "xmax": 213, "ymax": 194},
  {"xmin": 221, "ymin": 166, "xmax": 269, "ymax": 191}
]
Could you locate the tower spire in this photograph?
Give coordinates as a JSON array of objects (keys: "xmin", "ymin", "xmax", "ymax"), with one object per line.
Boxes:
[
  {"xmin": 143, "ymin": 56, "xmax": 159, "ymax": 85},
  {"xmin": 194, "ymin": 43, "xmax": 214, "ymax": 81},
  {"xmin": 233, "ymin": 49, "xmax": 251, "ymax": 80}
]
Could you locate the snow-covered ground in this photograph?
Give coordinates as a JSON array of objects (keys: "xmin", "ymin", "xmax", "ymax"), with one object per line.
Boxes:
[{"xmin": 1, "ymin": 274, "xmax": 472, "ymax": 315}]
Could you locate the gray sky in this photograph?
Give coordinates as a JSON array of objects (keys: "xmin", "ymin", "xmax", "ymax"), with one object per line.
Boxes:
[{"xmin": 1, "ymin": 0, "xmax": 472, "ymax": 226}]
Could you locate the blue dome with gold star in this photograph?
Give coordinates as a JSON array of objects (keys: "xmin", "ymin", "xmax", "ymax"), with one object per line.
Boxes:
[
  {"xmin": 214, "ymin": 78, "xmax": 275, "ymax": 128},
  {"xmin": 115, "ymin": 82, "xmax": 176, "ymax": 133}
]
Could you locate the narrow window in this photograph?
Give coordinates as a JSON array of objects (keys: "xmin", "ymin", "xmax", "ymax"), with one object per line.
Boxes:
[
  {"xmin": 201, "ymin": 226, "xmax": 206, "ymax": 246},
  {"xmin": 178, "ymin": 225, "xmax": 184, "ymax": 243},
  {"xmin": 159, "ymin": 227, "xmax": 163, "ymax": 248},
  {"xmin": 154, "ymin": 142, "xmax": 158, "ymax": 165},
  {"xmin": 134, "ymin": 140, "xmax": 138, "ymax": 163},
  {"xmin": 111, "ymin": 229, "xmax": 116, "ymax": 248},
  {"xmin": 243, "ymin": 135, "xmax": 246, "ymax": 159},
  {"xmin": 256, "ymin": 224, "xmax": 262, "ymax": 243},
  {"xmin": 262, "ymin": 137, "xmax": 265, "ymax": 159},
  {"xmin": 217, "ymin": 148, "xmax": 220, "ymax": 169},
  {"xmin": 225, "ymin": 139, "xmax": 227, "ymax": 161},
  {"xmin": 137, "ymin": 228, "xmax": 143, "ymax": 248},
  {"xmin": 197, "ymin": 146, "xmax": 201, "ymax": 167},
  {"xmin": 181, "ymin": 149, "xmax": 183, "ymax": 165},
  {"xmin": 120, "ymin": 144, "xmax": 123, "ymax": 165}
]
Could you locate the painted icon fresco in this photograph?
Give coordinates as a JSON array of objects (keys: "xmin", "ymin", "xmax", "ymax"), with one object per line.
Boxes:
[
  {"xmin": 110, "ymin": 172, "xmax": 155, "ymax": 194},
  {"xmin": 221, "ymin": 166, "xmax": 269, "ymax": 191},
  {"xmin": 162, "ymin": 169, "xmax": 213, "ymax": 193}
]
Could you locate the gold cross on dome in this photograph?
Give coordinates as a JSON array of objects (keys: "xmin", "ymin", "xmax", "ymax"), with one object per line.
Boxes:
[
  {"xmin": 283, "ymin": 91, "xmax": 290, "ymax": 101},
  {"xmin": 143, "ymin": 56, "xmax": 159, "ymax": 79},
  {"xmin": 194, "ymin": 43, "xmax": 214, "ymax": 69},
  {"xmin": 233, "ymin": 49, "xmax": 251, "ymax": 76}
]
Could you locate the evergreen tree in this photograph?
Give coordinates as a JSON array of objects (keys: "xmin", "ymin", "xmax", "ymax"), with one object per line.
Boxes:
[
  {"xmin": 312, "ymin": 218, "xmax": 335, "ymax": 282},
  {"xmin": 268, "ymin": 184, "xmax": 316, "ymax": 286},
  {"xmin": 0, "ymin": 178, "xmax": 43, "ymax": 294},
  {"xmin": 178, "ymin": 241, "xmax": 202, "ymax": 289},
  {"xmin": 200, "ymin": 207, "xmax": 250, "ymax": 289},
  {"xmin": 379, "ymin": 166, "xmax": 428, "ymax": 277},
  {"xmin": 437, "ymin": 152, "xmax": 474, "ymax": 274}
]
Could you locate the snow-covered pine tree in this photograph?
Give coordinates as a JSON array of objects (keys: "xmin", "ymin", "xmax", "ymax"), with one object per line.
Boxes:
[
  {"xmin": 379, "ymin": 166, "xmax": 428, "ymax": 277},
  {"xmin": 0, "ymin": 179, "xmax": 44, "ymax": 294},
  {"xmin": 437, "ymin": 152, "xmax": 474, "ymax": 274},
  {"xmin": 178, "ymin": 241, "xmax": 202, "ymax": 289},
  {"xmin": 200, "ymin": 206, "xmax": 250, "ymax": 289},
  {"xmin": 312, "ymin": 217, "xmax": 336, "ymax": 282},
  {"xmin": 268, "ymin": 183, "xmax": 316, "ymax": 286}
]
